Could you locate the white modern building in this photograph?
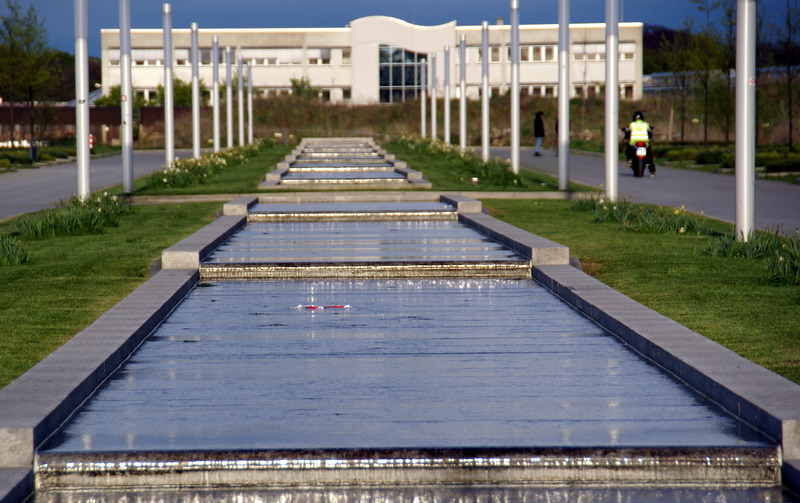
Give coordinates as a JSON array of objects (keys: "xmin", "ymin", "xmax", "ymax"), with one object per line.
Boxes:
[{"xmin": 100, "ymin": 16, "xmax": 643, "ymax": 105}]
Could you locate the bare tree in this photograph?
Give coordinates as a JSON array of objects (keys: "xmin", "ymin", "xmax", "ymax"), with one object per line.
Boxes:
[
  {"xmin": 718, "ymin": 2, "xmax": 736, "ymax": 144},
  {"xmin": 689, "ymin": 0, "xmax": 721, "ymax": 143},
  {"xmin": 661, "ymin": 20, "xmax": 695, "ymax": 142},
  {"xmin": 776, "ymin": 0, "xmax": 800, "ymax": 148},
  {"xmin": 0, "ymin": 0, "xmax": 57, "ymax": 159}
]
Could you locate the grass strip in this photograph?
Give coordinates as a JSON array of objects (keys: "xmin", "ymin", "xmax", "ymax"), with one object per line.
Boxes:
[
  {"xmin": 483, "ymin": 199, "xmax": 800, "ymax": 384},
  {"xmin": 0, "ymin": 203, "xmax": 221, "ymax": 388}
]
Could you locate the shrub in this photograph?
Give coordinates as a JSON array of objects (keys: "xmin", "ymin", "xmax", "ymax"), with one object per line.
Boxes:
[
  {"xmin": 763, "ymin": 158, "xmax": 800, "ymax": 173},
  {"xmin": 0, "ymin": 151, "xmax": 33, "ymax": 165},
  {"xmin": 0, "ymin": 236, "xmax": 28, "ymax": 266},
  {"xmin": 695, "ymin": 149, "xmax": 725, "ymax": 165},
  {"xmin": 720, "ymin": 153, "xmax": 736, "ymax": 170},
  {"xmin": 664, "ymin": 148, "xmax": 698, "ymax": 162}
]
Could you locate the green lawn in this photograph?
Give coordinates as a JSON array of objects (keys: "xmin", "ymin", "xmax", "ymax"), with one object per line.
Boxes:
[
  {"xmin": 0, "ymin": 203, "xmax": 221, "ymax": 387},
  {"xmin": 484, "ymin": 199, "xmax": 800, "ymax": 384}
]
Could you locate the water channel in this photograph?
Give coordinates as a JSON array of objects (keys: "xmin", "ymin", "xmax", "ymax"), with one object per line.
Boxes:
[{"xmin": 33, "ymin": 200, "xmax": 799, "ymax": 502}]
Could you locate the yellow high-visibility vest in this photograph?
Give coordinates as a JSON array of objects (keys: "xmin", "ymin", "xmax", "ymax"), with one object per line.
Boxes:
[{"xmin": 629, "ymin": 120, "xmax": 650, "ymax": 145}]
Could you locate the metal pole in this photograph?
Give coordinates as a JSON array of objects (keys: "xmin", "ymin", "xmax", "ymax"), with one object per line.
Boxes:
[
  {"xmin": 163, "ymin": 3, "xmax": 175, "ymax": 164},
  {"xmin": 604, "ymin": 0, "xmax": 619, "ymax": 201},
  {"xmin": 74, "ymin": 0, "xmax": 90, "ymax": 199},
  {"xmin": 420, "ymin": 58, "xmax": 427, "ymax": 138},
  {"xmin": 510, "ymin": 0, "xmax": 520, "ymax": 175},
  {"xmin": 190, "ymin": 22, "xmax": 200, "ymax": 158},
  {"xmin": 444, "ymin": 46, "xmax": 451, "ymax": 144},
  {"xmin": 431, "ymin": 55, "xmax": 437, "ymax": 140},
  {"xmin": 212, "ymin": 36, "xmax": 220, "ymax": 152},
  {"xmin": 736, "ymin": 0, "xmax": 756, "ymax": 241},
  {"xmin": 459, "ymin": 34, "xmax": 467, "ymax": 150},
  {"xmin": 247, "ymin": 63, "xmax": 254, "ymax": 144},
  {"xmin": 558, "ymin": 0, "xmax": 571, "ymax": 190},
  {"xmin": 237, "ymin": 55, "xmax": 244, "ymax": 146},
  {"xmin": 119, "ymin": 0, "xmax": 133, "ymax": 192},
  {"xmin": 226, "ymin": 47, "xmax": 233, "ymax": 148},
  {"xmin": 481, "ymin": 21, "xmax": 490, "ymax": 162}
]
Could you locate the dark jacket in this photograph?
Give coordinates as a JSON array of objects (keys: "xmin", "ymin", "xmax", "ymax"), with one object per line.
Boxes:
[{"xmin": 534, "ymin": 113, "xmax": 545, "ymax": 138}]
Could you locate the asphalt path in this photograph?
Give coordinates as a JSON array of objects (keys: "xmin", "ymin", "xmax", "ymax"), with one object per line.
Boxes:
[
  {"xmin": 0, "ymin": 150, "xmax": 191, "ymax": 223},
  {"xmin": 492, "ymin": 146, "xmax": 800, "ymax": 235}
]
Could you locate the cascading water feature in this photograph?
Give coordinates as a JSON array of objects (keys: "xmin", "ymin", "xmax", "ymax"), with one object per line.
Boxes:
[{"xmin": 15, "ymin": 140, "xmax": 800, "ymax": 502}]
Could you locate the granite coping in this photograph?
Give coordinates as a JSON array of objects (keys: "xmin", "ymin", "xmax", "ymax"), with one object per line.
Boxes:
[{"xmin": 533, "ymin": 264, "xmax": 800, "ymax": 473}]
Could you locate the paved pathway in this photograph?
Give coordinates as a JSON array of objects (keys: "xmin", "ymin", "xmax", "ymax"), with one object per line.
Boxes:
[
  {"xmin": 492, "ymin": 147, "xmax": 800, "ymax": 235},
  {"xmin": 0, "ymin": 150, "xmax": 190, "ymax": 223}
]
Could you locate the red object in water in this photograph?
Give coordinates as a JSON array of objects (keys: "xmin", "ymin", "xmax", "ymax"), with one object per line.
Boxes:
[{"xmin": 296, "ymin": 304, "xmax": 351, "ymax": 310}]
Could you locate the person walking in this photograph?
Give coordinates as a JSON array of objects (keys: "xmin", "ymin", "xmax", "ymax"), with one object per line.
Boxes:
[{"xmin": 533, "ymin": 111, "xmax": 545, "ymax": 156}]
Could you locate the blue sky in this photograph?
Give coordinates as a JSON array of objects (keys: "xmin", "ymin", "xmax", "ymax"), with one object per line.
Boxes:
[{"xmin": 8, "ymin": 0, "xmax": 787, "ymax": 57}]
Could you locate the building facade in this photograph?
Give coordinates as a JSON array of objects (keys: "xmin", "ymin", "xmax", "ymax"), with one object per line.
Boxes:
[{"xmin": 100, "ymin": 16, "xmax": 643, "ymax": 105}]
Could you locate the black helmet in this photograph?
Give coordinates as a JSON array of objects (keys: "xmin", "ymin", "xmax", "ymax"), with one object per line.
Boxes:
[{"xmin": 633, "ymin": 111, "xmax": 644, "ymax": 121}]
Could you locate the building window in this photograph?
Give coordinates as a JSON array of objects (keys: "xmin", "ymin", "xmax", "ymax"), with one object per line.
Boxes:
[
  {"xmin": 342, "ymin": 49, "xmax": 351, "ymax": 65},
  {"xmin": 544, "ymin": 46, "xmax": 555, "ymax": 61},
  {"xmin": 624, "ymin": 84, "xmax": 634, "ymax": 99},
  {"xmin": 175, "ymin": 48, "xmax": 189, "ymax": 66},
  {"xmin": 520, "ymin": 46, "xmax": 531, "ymax": 62},
  {"xmin": 545, "ymin": 86, "xmax": 554, "ymax": 97},
  {"xmin": 240, "ymin": 48, "xmax": 301, "ymax": 66},
  {"xmin": 620, "ymin": 42, "xmax": 636, "ymax": 60},
  {"xmin": 490, "ymin": 46, "xmax": 501, "ymax": 62},
  {"xmin": 574, "ymin": 43, "xmax": 607, "ymax": 61},
  {"xmin": 378, "ymin": 43, "xmax": 426, "ymax": 103},
  {"xmin": 343, "ymin": 88, "xmax": 351, "ymax": 100},
  {"xmin": 308, "ymin": 48, "xmax": 331, "ymax": 65}
]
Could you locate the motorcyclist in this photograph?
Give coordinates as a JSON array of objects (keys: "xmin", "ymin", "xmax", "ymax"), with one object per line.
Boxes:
[{"xmin": 624, "ymin": 111, "xmax": 656, "ymax": 177}]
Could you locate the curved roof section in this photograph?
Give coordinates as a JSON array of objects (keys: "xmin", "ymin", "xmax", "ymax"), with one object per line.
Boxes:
[
  {"xmin": 349, "ymin": 16, "xmax": 458, "ymax": 53},
  {"xmin": 350, "ymin": 15, "xmax": 456, "ymax": 30}
]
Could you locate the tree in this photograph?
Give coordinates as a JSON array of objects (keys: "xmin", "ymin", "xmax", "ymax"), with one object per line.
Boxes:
[
  {"xmin": 776, "ymin": 0, "xmax": 800, "ymax": 148},
  {"xmin": 689, "ymin": 0, "xmax": 721, "ymax": 143},
  {"xmin": 151, "ymin": 78, "xmax": 208, "ymax": 107},
  {"xmin": 290, "ymin": 77, "xmax": 317, "ymax": 100},
  {"xmin": 717, "ymin": 3, "xmax": 736, "ymax": 144},
  {"xmin": 661, "ymin": 20, "xmax": 695, "ymax": 142},
  {"xmin": 94, "ymin": 84, "xmax": 147, "ymax": 109},
  {"xmin": 0, "ymin": 0, "xmax": 58, "ymax": 157}
]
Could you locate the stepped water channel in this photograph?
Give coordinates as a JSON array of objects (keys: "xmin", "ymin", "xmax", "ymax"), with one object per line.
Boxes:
[
  {"xmin": 3, "ymin": 139, "xmax": 800, "ymax": 502},
  {"xmin": 260, "ymin": 137, "xmax": 431, "ymax": 189}
]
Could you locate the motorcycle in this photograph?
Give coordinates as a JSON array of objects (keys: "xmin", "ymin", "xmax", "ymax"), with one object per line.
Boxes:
[{"xmin": 631, "ymin": 141, "xmax": 649, "ymax": 177}]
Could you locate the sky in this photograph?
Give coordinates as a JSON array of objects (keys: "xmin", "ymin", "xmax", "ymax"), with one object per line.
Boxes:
[{"xmin": 6, "ymin": 0, "xmax": 788, "ymax": 58}]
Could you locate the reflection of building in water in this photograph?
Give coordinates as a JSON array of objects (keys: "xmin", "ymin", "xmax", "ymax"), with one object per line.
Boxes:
[{"xmin": 100, "ymin": 16, "xmax": 643, "ymax": 105}]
